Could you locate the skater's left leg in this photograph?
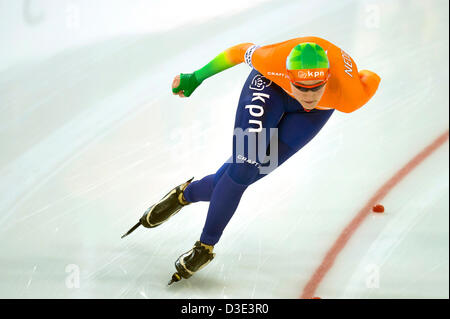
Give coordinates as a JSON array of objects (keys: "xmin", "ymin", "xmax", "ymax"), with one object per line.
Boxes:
[
  {"xmin": 199, "ymin": 161, "xmax": 258, "ymax": 245},
  {"xmin": 199, "ymin": 108, "xmax": 335, "ymax": 244}
]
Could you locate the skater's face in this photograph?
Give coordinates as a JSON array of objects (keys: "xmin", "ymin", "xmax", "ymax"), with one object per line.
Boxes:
[{"xmin": 290, "ymin": 80, "xmax": 327, "ymax": 110}]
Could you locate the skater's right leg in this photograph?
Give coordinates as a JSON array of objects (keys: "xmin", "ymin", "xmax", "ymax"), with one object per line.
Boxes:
[
  {"xmin": 181, "ymin": 157, "xmax": 234, "ymax": 203},
  {"xmin": 200, "ymin": 162, "xmax": 257, "ymax": 245},
  {"xmin": 182, "ymin": 174, "xmax": 215, "ymax": 203}
]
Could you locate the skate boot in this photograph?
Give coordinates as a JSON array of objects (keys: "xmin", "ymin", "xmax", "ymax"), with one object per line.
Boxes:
[
  {"xmin": 168, "ymin": 241, "xmax": 216, "ymax": 285},
  {"xmin": 121, "ymin": 177, "xmax": 194, "ymax": 238}
]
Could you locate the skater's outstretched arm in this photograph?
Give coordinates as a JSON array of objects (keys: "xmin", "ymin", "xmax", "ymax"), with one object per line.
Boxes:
[{"xmin": 172, "ymin": 42, "xmax": 255, "ymax": 97}]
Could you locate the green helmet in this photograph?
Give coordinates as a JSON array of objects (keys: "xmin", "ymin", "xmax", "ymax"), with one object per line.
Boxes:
[
  {"xmin": 286, "ymin": 42, "xmax": 330, "ymax": 84},
  {"xmin": 286, "ymin": 42, "xmax": 329, "ymax": 70}
]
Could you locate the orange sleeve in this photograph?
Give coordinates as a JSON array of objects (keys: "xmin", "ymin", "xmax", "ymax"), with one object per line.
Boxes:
[
  {"xmin": 224, "ymin": 43, "xmax": 254, "ymax": 64},
  {"xmin": 193, "ymin": 43, "xmax": 255, "ymax": 83}
]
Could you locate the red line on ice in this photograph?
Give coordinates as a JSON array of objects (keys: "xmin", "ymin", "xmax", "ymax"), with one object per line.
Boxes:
[{"xmin": 301, "ymin": 130, "xmax": 449, "ymax": 299}]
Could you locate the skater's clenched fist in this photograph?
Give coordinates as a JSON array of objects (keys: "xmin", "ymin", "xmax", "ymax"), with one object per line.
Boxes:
[
  {"xmin": 172, "ymin": 75, "xmax": 186, "ymax": 98},
  {"xmin": 171, "ymin": 73, "xmax": 203, "ymax": 98}
]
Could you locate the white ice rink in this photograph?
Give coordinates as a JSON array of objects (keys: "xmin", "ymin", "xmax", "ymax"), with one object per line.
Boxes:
[{"xmin": 0, "ymin": 0, "xmax": 448, "ymax": 299}]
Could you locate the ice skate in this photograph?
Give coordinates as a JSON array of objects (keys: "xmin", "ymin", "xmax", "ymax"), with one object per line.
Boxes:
[
  {"xmin": 168, "ymin": 241, "xmax": 216, "ymax": 285},
  {"xmin": 121, "ymin": 177, "xmax": 194, "ymax": 238}
]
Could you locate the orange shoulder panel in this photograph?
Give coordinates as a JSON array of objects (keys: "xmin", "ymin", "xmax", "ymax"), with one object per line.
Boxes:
[{"xmin": 224, "ymin": 43, "xmax": 254, "ymax": 64}]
